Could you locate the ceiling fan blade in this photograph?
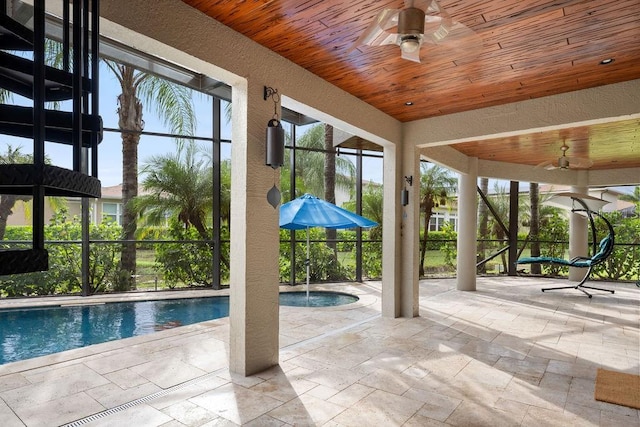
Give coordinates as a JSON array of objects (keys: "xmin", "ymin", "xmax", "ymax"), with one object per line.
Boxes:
[
  {"xmin": 535, "ymin": 160, "xmax": 558, "ymax": 170},
  {"xmin": 567, "ymin": 156, "xmax": 594, "ymax": 169},
  {"xmin": 411, "ymin": 0, "xmax": 443, "ymax": 14},
  {"xmin": 422, "ymin": 15, "xmax": 451, "ymax": 43},
  {"xmin": 347, "ymin": 8, "xmax": 400, "ymax": 53}
]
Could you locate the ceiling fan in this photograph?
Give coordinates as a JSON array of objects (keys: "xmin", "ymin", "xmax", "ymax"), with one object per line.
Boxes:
[
  {"xmin": 537, "ymin": 142, "xmax": 593, "ymax": 170},
  {"xmin": 348, "ymin": 0, "xmax": 479, "ymax": 63}
]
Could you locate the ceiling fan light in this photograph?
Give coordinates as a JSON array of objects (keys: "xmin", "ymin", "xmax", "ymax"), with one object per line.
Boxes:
[{"xmin": 400, "ymin": 35, "xmax": 422, "ymax": 53}]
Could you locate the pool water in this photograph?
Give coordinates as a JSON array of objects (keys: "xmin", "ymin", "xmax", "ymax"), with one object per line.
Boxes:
[
  {"xmin": 0, "ymin": 291, "xmax": 357, "ymax": 364},
  {"xmin": 280, "ymin": 291, "xmax": 358, "ymax": 307}
]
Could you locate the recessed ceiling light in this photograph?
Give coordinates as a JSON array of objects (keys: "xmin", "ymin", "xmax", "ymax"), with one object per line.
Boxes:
[
  {"xmin": 600, "ymin": 58, "xmax": 614, "ymax": 65},
  {"xmin": 405, "ymin": 101, "xmax": 414, "ymax": 106}
]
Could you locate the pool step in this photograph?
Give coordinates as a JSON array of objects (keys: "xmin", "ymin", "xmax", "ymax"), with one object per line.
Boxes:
[{"xmin": 0, "ymin": 248, "xmax": 48, "ymax": 276}]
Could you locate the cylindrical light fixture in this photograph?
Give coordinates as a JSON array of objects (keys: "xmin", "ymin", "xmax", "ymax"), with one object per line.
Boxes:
[
  {"xmin": 266, "ymin": 118, "xmax": 284, "ymax": 169},
  {"xmin": 401, "ymin": 188, "xmax": 409, "ymax": 206}
]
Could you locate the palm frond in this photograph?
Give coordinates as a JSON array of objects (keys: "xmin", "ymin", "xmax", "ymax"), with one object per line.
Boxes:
[{"xmin": 136, "ymin": 75, "xmax": 197, "ymax": 136}]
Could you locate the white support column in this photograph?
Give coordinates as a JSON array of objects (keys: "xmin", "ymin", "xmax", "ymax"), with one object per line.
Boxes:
[
  {"xmin": 229, "ymin": 80, "xmax": 280, "ymax": 376},
  {"xmin": 569, "ymin": 185, "xmax": 589, "ymax": 282},
  {"xmin": 382, "ymin": 144, "xmax": 401, "ymax": 317},
  {"xmin": 457, "ymin": 157, "xmax": 478, "ymax": 291},
  {"xmin": 400, "ymin": 147, "xmax": 420, "ymax": 317}
]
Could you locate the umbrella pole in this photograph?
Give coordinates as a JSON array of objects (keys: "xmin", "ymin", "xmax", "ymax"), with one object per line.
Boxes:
[{"xmin": 306, "ymin": 227, "xmax": 310, "ymax": 302}]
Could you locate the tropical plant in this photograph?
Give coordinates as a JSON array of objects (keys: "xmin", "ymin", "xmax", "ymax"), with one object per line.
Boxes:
[
  {"xmin": 293, "ymin": 124, "xmax": 355, "ymax": 197},
  {"xmin": 324, "ymin": 124, "xmax": 337, "ymax": 254},
  {"xmin": 419, "ymin": 163, "xmax": 457, "ymax": 276},
  {"xmin": 278, "ymin": 228, "xmax": 351, "ymax": 283},
  {"xmin": 0, "ymin": 208, "xmax": 121, "ymax": 296},
  {"xmin": 593, "ymin": 212, "xmax": 639, "ymax": 280},
  {"xmin": 439, "ymin": 221, "xmax": 457, "ymax": 269},
  {"xmin": 132, "ymin": 141, "xmax": 214, "ymax": 242},
  {"xmin": 343, "ymin": 183, "xmax": 383, "ymax": 240},
  {"xmin": 103, "ymin": 60, "xmax": 198, "ymax": 290},
  {"xmin": 536, "ymin": 212, "xmax": 569, "ymax": 276},
  {"xmin": 0, "ymin": 145, "xmax": 65, "ymax": 240},
  {"xmin": 154, "ymin": 219, "xmax": 220, "ymax": 287},
  {"xmin": 132, "ymin": 141, "xmax": 230, "ymax": 279},
  {"xmin": 0, "ymin": 146, "xmax": 32, "ymax": 240}
]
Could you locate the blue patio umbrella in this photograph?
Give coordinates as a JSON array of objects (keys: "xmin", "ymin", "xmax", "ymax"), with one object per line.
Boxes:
[{"xmin": 279, "ymin": 193, "xmax": 378, "ymax": 298}]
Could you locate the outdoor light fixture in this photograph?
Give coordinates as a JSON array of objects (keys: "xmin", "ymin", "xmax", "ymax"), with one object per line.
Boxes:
[
  {"xmin": 401, "ymin": 175, "xmax": 413, "ymax": 206},
  {"xmin": 264, "ymin": 86, "xmax": 284, "ymax": 169}
]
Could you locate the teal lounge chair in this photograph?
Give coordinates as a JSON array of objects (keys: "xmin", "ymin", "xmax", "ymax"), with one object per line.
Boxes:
[{"xmin": 517, "ymin": 208, "xmax": 615, "ymax": 298}]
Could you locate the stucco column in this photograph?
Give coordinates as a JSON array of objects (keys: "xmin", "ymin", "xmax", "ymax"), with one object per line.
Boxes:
[
  {"xmin": 400, "ymin": 147, "xmax": 420, "ymax": 317},
  {"xmin": 229, "ymin": 80, "xmax": 280, "ymax": 375},
  {"xmin": 569, "ymin": 185, "xmax": 589, "ymax": 282},
  {"xmin": 456, "ymin": 157, "xmax": 478, "ymax": 291},
  {"xmin": 382, "ymin": 144, "xmax": 401, "ymax": 317}
]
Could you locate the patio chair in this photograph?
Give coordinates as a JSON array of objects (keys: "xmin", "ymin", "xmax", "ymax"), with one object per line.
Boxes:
[{"xmin": 517, "ymin": 207, "xmax": 615, "ymax": 298}]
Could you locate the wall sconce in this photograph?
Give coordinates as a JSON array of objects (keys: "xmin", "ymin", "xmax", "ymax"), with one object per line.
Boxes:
[
  {"xmin": 401, "ymin": 175, "xmax": 413, "ymax": 206},
  {"xmin": 264, "ymin": 86, "xmax": 284, "ymax": 169}
]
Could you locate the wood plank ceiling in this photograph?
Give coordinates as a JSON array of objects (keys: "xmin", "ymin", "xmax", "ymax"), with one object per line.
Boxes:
[{"xmin": 182, "ymin": 0, "xmax": 640, "ymax": 172}]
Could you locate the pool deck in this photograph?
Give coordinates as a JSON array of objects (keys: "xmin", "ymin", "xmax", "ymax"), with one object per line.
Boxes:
[{"xmin": 0, "ymin": 277, "xmax": 638, "ymax": 426}]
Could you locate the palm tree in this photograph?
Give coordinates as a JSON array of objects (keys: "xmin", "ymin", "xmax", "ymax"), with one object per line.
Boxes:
[
  {"xmin": 103, "ymin": 60, "xmax": 197, "ymax": 290},
  {"xmin": 344, "ymin": 183, "xmax": 383, "ymax": 240},
  {"xmin": 132, "ymin": 141, "xmax": 212, "ymax": 239},
  {"xmin": 0, "ymin": 146, "xmax": 32, "ymax": 240},
  {"xmin": 294, "ymin": 124, "xmax": 355, "ymax": 197},
  {"xmin": 132, "ymin": 141, "xmax": 230, "ymax": 272},
  {"xmin": 419, "ymin": 163, "xmax": 457, "ymax": 276},
  {"xmin": 324, "ymin": 124, "xmax": 337, "ymax": 254}
]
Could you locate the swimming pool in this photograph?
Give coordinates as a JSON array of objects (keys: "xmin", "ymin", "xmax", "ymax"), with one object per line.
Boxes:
[{"xmin": 0, "ymin": 291, "xmax": 358, "ymax": 364}]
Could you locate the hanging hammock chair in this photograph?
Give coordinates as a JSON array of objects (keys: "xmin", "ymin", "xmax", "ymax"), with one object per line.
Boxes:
[{"xmin": 517, "ymin": 197, "xmax": 615, "ymax": 298}]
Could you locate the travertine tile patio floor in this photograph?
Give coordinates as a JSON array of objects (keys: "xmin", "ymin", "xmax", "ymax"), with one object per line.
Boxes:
[{"xmin": 0, "ymin": 277, "xmax": 638, "ymax": 426}]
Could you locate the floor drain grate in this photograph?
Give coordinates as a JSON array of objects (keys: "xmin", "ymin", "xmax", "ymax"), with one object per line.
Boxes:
[{"xmin": 62, "ymin": 367, "xmax": 225, "ymax": 427}]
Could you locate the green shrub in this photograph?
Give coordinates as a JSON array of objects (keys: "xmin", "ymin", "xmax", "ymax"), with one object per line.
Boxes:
[
  {"xmin": 154, "ymin": 219, "xmax": 218, "ymax": 287},
  {"xmin": 362, "ymin": 241, "xmax": 382, "ymax": 279},
  {"xmin": 593, "ymin": 213, "xmax": 639, "ymax": 280},
  {"xmin": 279, "ymin": 228, "xmax": 351, "ymax": 283},
  {"xmin": 439, "ymin": 223, "xmax": 458, "ymax": 268},
  {"xmin": 536, "ymin": 213, "xmax": 569, "ymax": 276},
  {"xmin": 0, "ymin": 209, "xmax": 122, "ymax": 296}
]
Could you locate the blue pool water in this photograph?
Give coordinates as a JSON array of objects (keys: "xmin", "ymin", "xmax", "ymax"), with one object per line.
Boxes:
[
  {"xmin": 0, "ymin": 291, "xmax": 357, "ymax": 364},
  {"xmin": 280, "ymin": 291, "xmax": 358, "ymax": 307}
]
